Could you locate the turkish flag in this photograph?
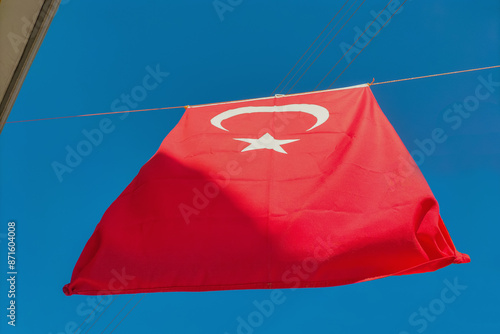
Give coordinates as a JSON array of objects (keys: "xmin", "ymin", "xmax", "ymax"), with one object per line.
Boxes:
[{"xmin": 63, "ymin": 84, "xmax": 469, "ymax": 295}]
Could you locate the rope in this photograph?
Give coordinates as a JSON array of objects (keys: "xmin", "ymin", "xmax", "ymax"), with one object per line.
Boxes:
[
  {"xmin": 6, "ymin": 106, "xmax": 184, "ymax": 124},
  {"xmin": 314, "ymin": 0, "xmax": 395, "ymax": 90},
  {"xmin": 370, "ymin": 65, "xmax": 500, "ymax": 86},
  {"xmin": 328, "ymin": 0, "xmax": 409, "ymax": 89},
  {"xmin": 6, "ymin": 65, "xmax": 499, "ymax": 125},
  {"xmin": 271, "ymin": 0, "xmax": 350, "ymax": 95},
  {"xmin": 286, "ymin": 0, "xmax": 367, "ymax": 94}
]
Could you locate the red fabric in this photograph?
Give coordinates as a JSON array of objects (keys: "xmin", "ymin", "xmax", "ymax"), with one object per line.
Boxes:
[{"xmin": 63, "ymin": 85, "xmax": 469, "ymax": 296}]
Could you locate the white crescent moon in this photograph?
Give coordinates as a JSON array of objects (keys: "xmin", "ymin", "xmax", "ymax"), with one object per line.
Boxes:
[{"xmin": 210, "ymin": 104, "xmax": 330, "ymax": 132}]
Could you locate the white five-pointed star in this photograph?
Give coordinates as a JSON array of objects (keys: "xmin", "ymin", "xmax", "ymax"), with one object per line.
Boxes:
[{"xmin": 234, "ymin": 133, "xmax": 299, "ymax": 154}]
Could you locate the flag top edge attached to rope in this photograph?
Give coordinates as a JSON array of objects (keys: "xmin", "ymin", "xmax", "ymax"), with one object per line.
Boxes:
[{"xmin": 189, "ymin": 83, "xmax": 369, "ymax": 109}]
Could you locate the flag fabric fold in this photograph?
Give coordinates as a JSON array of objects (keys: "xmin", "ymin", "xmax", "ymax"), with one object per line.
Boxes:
[{"xmin": 63, "ymin": 84, "xmax": 469, "ymax": 296}]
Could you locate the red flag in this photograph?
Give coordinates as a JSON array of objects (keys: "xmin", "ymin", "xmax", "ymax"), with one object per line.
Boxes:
[{"xmin": 63, "ymin": 84, "xmax": 469, "ymax": 296}]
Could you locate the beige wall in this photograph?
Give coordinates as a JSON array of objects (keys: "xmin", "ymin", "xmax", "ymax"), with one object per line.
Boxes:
[
  {"xmin": 0, "ymin": 0, "xmax": 60, "ymax": 133},
  {"xmin": 0, "ymin": 0, "xmax": 45, "ymax": 102}
]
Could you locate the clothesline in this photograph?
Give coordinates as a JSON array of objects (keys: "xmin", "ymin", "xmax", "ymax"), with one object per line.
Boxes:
[{"xmin": 6, "ymin": 64, "xmax": 500, "ymax": 124}]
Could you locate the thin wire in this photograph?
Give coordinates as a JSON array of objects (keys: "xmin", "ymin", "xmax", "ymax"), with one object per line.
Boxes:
[
  {"xmin": 6, "ymin": 106, "xmax": 185, "ymax": 124},
  {"xmin": 73, "ymin": 297, "xmax": 104, "ymax": 334},
  {"xmin": 83, "ymin": 296, "xmax": 117, "ymax": 334},
  {"xmin": 108, "ymin": 294, "xmax": 146, "ymax": 334},
  {"xmin": 370, "ymin": 65, "xmax": 500, "ymax": 86},
  {"xmin": 279, "ymin": 0, "xmax": 356, "ymax": 94},
  {"xmin": 315, "ymin": 0, "xmax": 395, "ymax": 90},
  {"xmin": 328, "ymin": 0, "xmax": 409, "ymax": 88},
  {"xmin": 287, "ymin": 0, "xmax": 367, "ymax": 94},
  {"xmin": 99, "ymin": 296, "xmax": 135, "ymax": 334},
  {"xmin": 271, "ymin": 0, "xmax": 350, "ymax": 95}
]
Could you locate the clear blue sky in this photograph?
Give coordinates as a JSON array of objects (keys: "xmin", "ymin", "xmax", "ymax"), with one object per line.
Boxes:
[{"xmin": 1, "ymin": 0, "xmax": 499, "ymax": 333}]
